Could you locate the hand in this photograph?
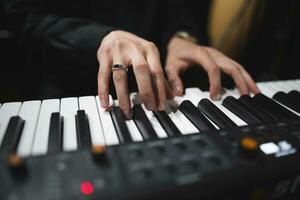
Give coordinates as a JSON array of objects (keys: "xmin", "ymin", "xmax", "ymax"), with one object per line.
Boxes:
[
  {"xmin": 97, "ymin": 30, "xmax": 173, "ymax": 118},
  {"xmin": 165, "ymin": 37, "xmax": 260, "ymax": 100}
]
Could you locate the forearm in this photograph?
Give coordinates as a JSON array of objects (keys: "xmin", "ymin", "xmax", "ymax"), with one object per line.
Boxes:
[{"xmin": 4, "ymin": 0, "xmax": 115, "ymax": 65}]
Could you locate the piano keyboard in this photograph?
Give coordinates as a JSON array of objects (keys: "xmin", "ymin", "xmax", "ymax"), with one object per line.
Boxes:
[
  {"xmin": 1, "ymin": 79, "xmax": 299, "ymax": 157},
  {"xmin": 1, "ymin": 79, "xmax": 300, "ymax": 200}
]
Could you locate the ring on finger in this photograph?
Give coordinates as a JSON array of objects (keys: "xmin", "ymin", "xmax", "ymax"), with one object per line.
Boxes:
[{"xmin": 112, "ymin": 64, "xmax": 129, "ymax": 72}]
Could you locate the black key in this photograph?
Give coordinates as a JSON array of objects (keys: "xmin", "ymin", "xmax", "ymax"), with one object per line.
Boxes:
[
  {"xmin": 110, "ymin": 106, "xmax": 132, "ymax": 143},
  {"xmin": 0, "ymin": 116, "xmax": 24, "ymax": 155},
  {"xmin": 133, "ymin": 105, "xmax": 158, "ymax": 140},
  {"xmin": 153, "ymin": 111, "xmax": 181, "ymax": 137},
  {"xmin": 273, "ymin": 91, "xmax": 300, "ymax": 113},
  {"xmin": 48, "ymin": 112, "xmax": 63, "ymax": 154},
  {"xmin": 179, "ymin": 100, "xmax": 215, "ymax": 131},
  {"xmin": 288, "ymin": 90, "xmax": 300, "ymax": 112},
  {"xmin": 239, "ymin": 95, "xmax": 278, "ymax": 123},
  {"xmin": 75, "ymin": 110, "xmax": 91, "ymax": 148},
  {"xmin": 222, "ymin": 96, "xmax": 260, "ymax": 125},
  {"xmin": 253, "ymin": 93, "xmax": 300, "ymax": 121},
  {"xmin": 197, "ymin": 98, "xmax": 237, "ymax": 129},
  {"xmin": 288, "ymin": 90, "xmax": 300, "ymax": 100}
]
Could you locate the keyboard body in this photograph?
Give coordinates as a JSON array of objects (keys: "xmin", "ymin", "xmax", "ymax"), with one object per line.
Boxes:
[{"xmin": 1, "ymin": 79, "xmax": 300, "ymax": 200}]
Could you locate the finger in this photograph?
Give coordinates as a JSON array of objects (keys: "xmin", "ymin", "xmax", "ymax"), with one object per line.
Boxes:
[
  {"xmin": 112, "ymin": 51, "xmax": 132, "ymax": 119},
  {"xmin": 165, "ymin": 79, "xmax": 175, "ymax": 99},
  {"xmin": 132, "ymin": 55, "xmax": 156, "ymax": 111},
  {"xmin": 165, "ymin": 67, "xmax": 184, "ymax": 96},
  {"xmin": 98, "ymin": 52, "xmax": 112, "ymax": 109},
  {"xmin": 223, "ymin": 64, "xmax": 249, "ymax": 95},
  {"xmin": 234, "ymin": 63, "xmax": 260, "ymax": 94},
  {"xmin": 194, "ymin": 48, "xmax": 222, "ymax": 100},
  {"xmin": 146, "ymin": 45, "xmax": 166, "ymax": 110}
]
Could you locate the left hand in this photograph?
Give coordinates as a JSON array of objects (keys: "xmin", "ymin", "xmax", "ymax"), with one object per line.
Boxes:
[{"xmin": 165, "ymin": 37, "xmax": 260, "ymax": 100}]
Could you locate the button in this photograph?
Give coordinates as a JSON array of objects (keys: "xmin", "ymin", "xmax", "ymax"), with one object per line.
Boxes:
[
  {"xmin": 241, "ymin": 137, "xmax": 258, "ymax": 150},
  {"xmin": 7, "ymin": 154, "xmax": 27, "ymax": 176},
  {"xmin": 239, "ymin": 137, "xmax": 259, "ymax": 159},
  {"xmin": 80, "ymin": 181, "xmax": 94, "ymax": 195},
  {"xmin": 91, "ymin": 145, "xmax": 107, "ymax": 162}
]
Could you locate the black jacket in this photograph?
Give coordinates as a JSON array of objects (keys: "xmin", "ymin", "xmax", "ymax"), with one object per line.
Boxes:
[{"xmin": 3, "ymin": 0, "xmax": 209, "ymax": 98}]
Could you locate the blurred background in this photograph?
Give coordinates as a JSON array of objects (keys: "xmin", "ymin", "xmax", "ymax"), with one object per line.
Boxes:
[{"xmin": 0, "ymin": 0, "xmax": 299, "ymax": 102}]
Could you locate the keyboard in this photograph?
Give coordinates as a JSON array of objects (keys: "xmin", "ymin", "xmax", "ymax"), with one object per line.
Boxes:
[{"xmin": 0, "ymin": 79, "xmax": 300, "ymax": 200}]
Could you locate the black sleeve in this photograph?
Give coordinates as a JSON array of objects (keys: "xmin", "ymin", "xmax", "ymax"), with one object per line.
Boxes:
[{"xmin": 3, "ymin": 0, "xmax": 115, "ymax": 66}]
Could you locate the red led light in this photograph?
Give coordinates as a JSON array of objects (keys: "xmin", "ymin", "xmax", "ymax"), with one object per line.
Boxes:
[{"xmin": 80, "ymin": 181, "xmax": 94, "ymax": 195}]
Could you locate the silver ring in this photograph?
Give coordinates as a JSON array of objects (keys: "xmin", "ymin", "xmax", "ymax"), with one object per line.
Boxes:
[{"xmin": 112, "ymin": 64, "xmax": 128, "ymax": 72}]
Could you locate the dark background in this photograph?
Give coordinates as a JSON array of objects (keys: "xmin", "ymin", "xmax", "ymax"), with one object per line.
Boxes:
[{"xmin": 0, "ymin": 0, "xmax": 299, "ymax": 103}]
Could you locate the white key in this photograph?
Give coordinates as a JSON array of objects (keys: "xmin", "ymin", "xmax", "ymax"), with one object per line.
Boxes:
[
  {"xmin": 31, "ymin": 99, "xmax": 60, "ymax": 156},
  {"xmin": 0, "ymin": 102, "xmax": 22, "ymax": 146},
  {"xmin": 257, "ymin": 82, "xmax": 276, "ymax": 97},
  {"xmin": 79, "ymin": 96, "xmax": 106, "ymax": 146},
  {"xmin": 126, "ymin": 120, "xmax": 143, "ymax": 142},
  {"xmin": 168, "ymin": 92, "xmax": 200, "ymax": 134},
  {"xmin": 60, "ymin": 97, "xmax": 78, "ymax": 151},
  {"xmin": 142, "ymin": 104, "xmax": 168, "ymax": 138},
  {"xmin": 284, "ymin": 80, "xmax": 299, "ymax": 91},
  {"xmin": 125, "ymin": 96, "xmax": 143, "ymax": 142},
  {"xmin": 95, "ymin": 95, "xmax": 119, "ymax": 146},
  {"xmin": 185, "ymin": 87, "xmax": 202, "ymax": 105},
  {"xmin": 164, "ymin": 104, "xmax": 187, "ymax": 134},
  {"xmin": 266, "ymin": 82, "xmax": 282, "ymax": 95},
  {"xmin": 130, "ymin": 93, "xmax": 168, "ymax": 138},
  {"xmin": 225, "ymin": 88, "xmax": 240, "ymax": 98},
  {"xmin": 17, "ymin": 101, "xmax": 41, "ymax": 157},
  {"xmin": 295, "ymin": 80, "xmax": 300, "ymax": 88},
  {"xmin": 274, "ymin": 81, "xmax": 294, "ymax": 93}
]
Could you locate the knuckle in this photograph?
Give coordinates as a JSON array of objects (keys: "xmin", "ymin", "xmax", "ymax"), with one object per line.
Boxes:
[
  {"xmin": 134, "ymin": 61, "xmax": 148, "ymax": 71},
  {"xmin": 98, "ymin": 45, "xmax": 110, "ymax": 55},
  {"xmin": 112, "ymin": 38, "xmax": 125, "ymax": 49},
  {"xmin": 151, "ymin": 68, "xmax": 163, "ymax": 77},
  {"xmin": 146, "ymin": 42, "xmax": 157, "ymax": 51},
  {"xmin": 229, "ymin": 66, "xmax": 241, "ymax": 76}
]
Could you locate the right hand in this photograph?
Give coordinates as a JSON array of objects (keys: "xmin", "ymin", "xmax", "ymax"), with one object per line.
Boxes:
[{"xmin": 97, "ymin": 30, "xmax": 173, "ymax": 119}]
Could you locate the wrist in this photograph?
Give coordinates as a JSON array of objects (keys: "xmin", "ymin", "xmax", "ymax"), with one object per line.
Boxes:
[
  {"xmin": 173, "ymin": 31, "xmax": 198, "ymax": 44},
  {"xmin": 167, "ymin": 31, "xmax": 198, "ymax": 51}
]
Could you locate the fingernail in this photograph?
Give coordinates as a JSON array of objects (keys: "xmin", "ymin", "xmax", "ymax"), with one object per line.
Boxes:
[
  {"xmin": 211, "ymin": 93, "xmax": 222, "ymax": 101},
  {"xmin": 100, "ymin": 98, "xmax": 108, "ymax": 108},
  {"xmin": 175, "ymin": 86, "xmax": 180, "ymax": 94},
  {"xmin": 124, "ymin": 110, "xmax": 133, "ymax": 119}
]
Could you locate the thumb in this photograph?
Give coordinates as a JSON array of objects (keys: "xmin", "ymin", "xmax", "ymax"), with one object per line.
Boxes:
[{"xmin": 166, "ymin": 69, "xmax": 184, "ymax": 96}]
